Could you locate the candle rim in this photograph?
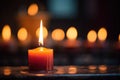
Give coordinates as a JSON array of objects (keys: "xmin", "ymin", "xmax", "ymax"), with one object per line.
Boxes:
[{"xmin": 28, "ymin": 47, "xmax": 53, "ymax": 52}]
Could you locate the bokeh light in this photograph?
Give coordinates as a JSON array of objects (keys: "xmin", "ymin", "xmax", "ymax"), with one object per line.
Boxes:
[
  {"xmin": 17, "ymin": 28, "xmax": 28, "ymax": 41},
  {"xmin": 52, "ymin": 29, "xmax": 65, "ymax": 41},
  {"xmin": 28, "ymin": 3, "xmax": 39, "ymax": 16},
  {"xmin": 98, "ymin": 27, "xmax": 107, "ymax": 41},
  {"xmin": 87, "ymin": 30, "xmax": 97, "ymax": 43},
  {"xmin": 66, "ymin": 27, "xmax": 78, "ymax": 40},
  {"xmin": 2, "ymin": 25, "xmax": 11, "ymax": 41}
]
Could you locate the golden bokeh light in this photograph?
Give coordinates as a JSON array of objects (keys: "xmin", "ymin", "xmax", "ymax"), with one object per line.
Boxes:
[
  {"xmin": 36, "ymin": 27, "xmax": 48, "ymax": 39},
  {"xmin": 17, "ymin": 28, "xmax": 28, "ymax": 41},
  {"xmin": 28, "ymin": 3, "xmax": 38, "ymax": 16},
  {"xmin": 2, "ymin": 25, "xmax": 11, "ymax": 41},
  {"xmin": 98, "ymin": 27, "xmax": 107, "ymax": 41},
  {"xmin": 87, "ymin": 30, "xmax": 97, "ymax": 43},
  {"xmin": 51, "ymin": 29, "xmax": 65, "ymax": 41},
  {"xmin": 66, "ymin": 27, "xmax": 78, "ymax": 40}
]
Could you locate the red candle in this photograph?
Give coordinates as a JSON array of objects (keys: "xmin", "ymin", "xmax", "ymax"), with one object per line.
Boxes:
[
  {"xmin": 28, "ymin": 47, "xmax": 53, "ymax": 71},
  {"xmin": 28, "ymin": 20, "xmax": 53, "ymax": 71}
]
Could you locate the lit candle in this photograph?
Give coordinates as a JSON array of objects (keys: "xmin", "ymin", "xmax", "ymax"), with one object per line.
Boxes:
[
  {"xmin": 64, "ymin": 26, "xmax": 80, "ymax": 48},
  {"xmin": 84, "ymin": 30, "xmax": 97, "ymax": 48},
  {"xmin": 97, "ymin": 27, "xmax": 108, "ymax": 48},
  {"xmin": 1, "ymin": 24, "xmax": 17, "ymax": 53},
  {"xmin": 28, "ymin": 20, "xmax": 53, "ymax": 71},
  {"xmin": 51, "ymin": 28, "xmax": 65, "ymax": 47}
]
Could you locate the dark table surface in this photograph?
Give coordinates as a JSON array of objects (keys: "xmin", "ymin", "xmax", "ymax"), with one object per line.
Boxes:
[{"xmin": 0, "ymin": 65, "xmax": 120, "ymax": 80}]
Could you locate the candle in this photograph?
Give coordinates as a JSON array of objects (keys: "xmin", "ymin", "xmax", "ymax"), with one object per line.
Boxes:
[
  {"xmin": 28, "ymin": 20, "xmax": 53, "ymax": 71},
  {"xmin": 51, "ymin": 28, "xmax": 65, "ymax": 46},
  {"xmin": 64, "ymin": 26, "xmax": 80, "ymax": 48},
  {"xmin": 84, "ymin": 30, "xmax": 97, "ymax": 49},
  {"xmin": 97, "ymin": 27, "xmax": 108, "ymax": 48}
]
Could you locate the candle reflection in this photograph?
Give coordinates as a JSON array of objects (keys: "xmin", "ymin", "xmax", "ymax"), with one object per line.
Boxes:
[
  {"xmin": 88, "ymin": 65, "xmax": 97, "ymax": 70},
  {"xmin": 88, "ymin": 65, "xmax": 97, "ymax": 73},
  {"xmin": 68, "ymin": 66, "xmax": 77, "ymax": 74},
  {"xmin": 3, "ymin": 67, "xmax": 11, "ymax": 76},
  {"xmin": 98, "ymin": 65, "xmax": 107, "ymax": 73},
  {"xmin": 56, "ymin": 67, "xmax": 65, "ymax": 74}
]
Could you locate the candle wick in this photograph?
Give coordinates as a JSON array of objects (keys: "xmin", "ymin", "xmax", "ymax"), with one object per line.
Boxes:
[{"xmin": 39, "ymin": 42, "xmax": 44, "ymax": 47}]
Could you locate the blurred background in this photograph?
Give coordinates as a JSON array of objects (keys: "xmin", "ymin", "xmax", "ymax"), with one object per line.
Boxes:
[{"xmin": 0, "ymin": 0, "xmax": 120, "ymax": 66}]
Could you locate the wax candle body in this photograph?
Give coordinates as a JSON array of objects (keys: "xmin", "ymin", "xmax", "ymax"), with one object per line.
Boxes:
[{"xmin": 28, "ymin": 47, "xmax": 53, "ymax": 71}]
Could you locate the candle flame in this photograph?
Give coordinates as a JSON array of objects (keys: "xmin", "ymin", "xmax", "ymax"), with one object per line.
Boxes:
[
  {"xmin": 98, "ymin": 27, "xmax": 107, "ymax": 41},
  {"xmin": 36, "ymin": 26, "xmax": 48, "ymax": 39},
  {"xmin": 118, "ymin": 34, "xmax": 120, "ymax": 42},
  {"xmin": 39, "ymin": 20, "xmax": 44, "ymax": 46},
  {"xmin": 87, "ymin": 30, "xmax": 97, "ymax": 43},
  {"xmin": 2, "ymin": 25, "xmax": 11, "ymax": 41},
  {"xmin": 66, "ymin": 27, "xmax": 78, "ymax": 40},
  {"xmin": 51, "ymin": 29, "xmax": 65, "ymax": 41},
  {"xmin": 17, "ymin": 27, "xmax": 28, "ymax": 41}
]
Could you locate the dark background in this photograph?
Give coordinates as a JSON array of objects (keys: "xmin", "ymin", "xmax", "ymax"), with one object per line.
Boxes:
[
  {"xmin": 0, "ymin": 0, "xmax": 119, "ymax": 41},
  {"xmin": 0, "ymin": 0, "xmax": 120, "ymax": 66}
]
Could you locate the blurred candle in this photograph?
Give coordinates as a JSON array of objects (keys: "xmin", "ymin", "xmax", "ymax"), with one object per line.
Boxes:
[
  {"xmin": 68, "ymin": 66, "xmax": 77, "ymax": 74},
  {"xmin": 2, "ymin": 25, "xmax": 11, "ymax": 42},
  {"xmin": 64, "ymin": 26, "xmax": 80, "ymax": 48},
  {"xmin": 97, "ymin": 27, "xmax": 108, "ymax": 48},
  {"xmin": 98, "ymin": 65, "xmax": 107, "ymax": 73},
  {"xmin": 17, "ymin": 27, "xmax": 31, "ymax": 46},
  {"xmin": 1, "ymin": 24, "xmax": 17, "ymax": 53},
  {"xmin": 51, "ymin": 28, "xmax": 65, "ymax": 46},
  {"xmin": 84, "ymin": 30, "xmax": 97, "ymax": 48},
  {"xmin": 27, "ymin": 3, "xmax": 38, "ymax": 16},
  {"xmin": 28, "ymin": 20, "xmax": 53, "ymax": 71},
  {"xmin": 3, "ymin": 67, "xmax": 11, "ymax": 76}
]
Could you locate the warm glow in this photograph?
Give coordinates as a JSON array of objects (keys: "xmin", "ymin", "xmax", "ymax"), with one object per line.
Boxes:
[
  {"xmin": 66, "ymin": 27, "xmax": 78, "ymax": 40},
  {"xmin": 17, "ymin": 28, "xmax": 28, "ymax": 41},
  {"xmin": 36, "ymin": 27, "xmax": 48, "ymax": 39},
  {"xmin": 2, "ymin": 25, "xmax": 11, "ymax": 41},
  {"xmin": 39, "ymin": 20, "xmax": 44, "ymax": 45},
  {"xmin": 118, "ymin": 34, "xmax": 120, "ymax": 42},
  {"xmin": 98, "ymin": 65, "xmax": 107, "ymax": 71},
  {"xmin": 28, "ymin": 3, "xmax": 38, "ymax": 16},
  {"xmin": 68, "ymin": 66, "xmax": 77, "ymax": 74},
  {"xmin": 88, "ymin": 65, "xmax": 97, "ymax": 70},
  {"xmin": 3, "ymin": 68, "xmax": 11, "ymax": 76},
  {"xmin": 98, "ymin": 27, "xmax": 107, "ymax": 41},
  {"xmin": 51, "ymin": 29, "xmax": 65, "ymax": 41},
  {"xmin": 87, "ymin": 30, "xmax": 97, "ymax": 43}
]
